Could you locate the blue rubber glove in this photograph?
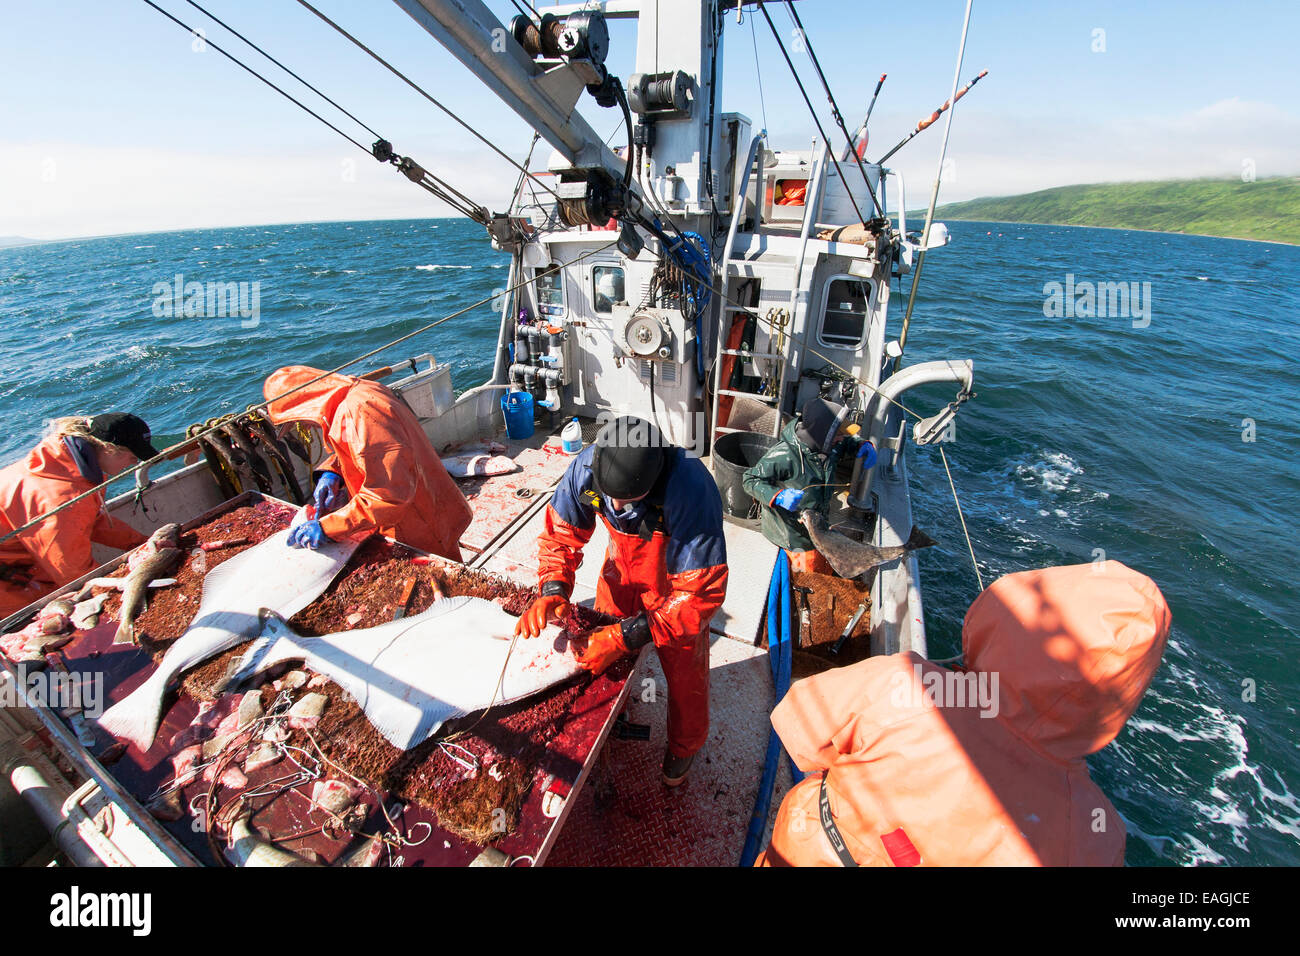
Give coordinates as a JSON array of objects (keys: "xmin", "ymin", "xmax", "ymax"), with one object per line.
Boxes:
[
  {"xmin": 857, "ymin": 441, "xmax": 878, "ymax": 469},
  {"xmin": 313, "ymin": 472, "xmax": 343, "ymax": 515},
  {"xmin": 772, "ymin": 488, "xmax": 805, "ymax": 511},
  {"xmin": 287, "ymin": 520, "xmax": 330, "ymax": 550}
]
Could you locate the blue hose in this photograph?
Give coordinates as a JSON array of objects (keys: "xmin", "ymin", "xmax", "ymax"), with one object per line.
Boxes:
[
  {"xmin": 739, "ymin": 549, "xmax": 804, "ymax": 866},
  {"xmin": 670, "ymin": 231, "xmax": 712, "ymax": 382}
]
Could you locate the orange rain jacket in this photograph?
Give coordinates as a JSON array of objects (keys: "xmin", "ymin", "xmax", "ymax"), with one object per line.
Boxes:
[
  {"xmin": 757, "ymin": 561, "xmax": 1171, "ymax": 867},
  {"xmin": 263, "ymin": 366, "xmax": 472, "ymax": 562},
  {"xmin": 0, "ymin": 438, "xmax": 146, "ymax": 618}
]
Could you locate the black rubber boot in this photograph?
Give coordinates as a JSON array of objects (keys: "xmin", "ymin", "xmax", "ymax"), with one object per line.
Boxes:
[{"xmin": 662, "ymin": 749, "xmax": 695, "ymax": 788}]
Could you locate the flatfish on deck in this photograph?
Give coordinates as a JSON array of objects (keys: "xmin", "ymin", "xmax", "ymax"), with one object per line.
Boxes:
[
  {"xmin": 223, "ymin": 596, "xmax": 584, "ymax": 751},
  {"xmin": 96, "ymin": 508, "xmax": 361, "ymax": 750}
]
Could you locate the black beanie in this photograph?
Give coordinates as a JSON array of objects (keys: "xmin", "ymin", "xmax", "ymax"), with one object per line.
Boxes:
[{"xmin": 591, "ymin": 416, "xmax": 668, "ymax": 500}]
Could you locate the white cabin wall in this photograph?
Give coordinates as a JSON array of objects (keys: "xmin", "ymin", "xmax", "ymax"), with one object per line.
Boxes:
[{"xmin": 633, "ymin": 0, "xmax": 724, "ymax": 218}]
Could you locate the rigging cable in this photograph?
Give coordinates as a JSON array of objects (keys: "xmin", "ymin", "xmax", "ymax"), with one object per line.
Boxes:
[
  {"xmin": 754, "ymin": 2, "xmax": 878, "ymax": 224},
  {"xmin": 181, "ymin": 0, "xmax": 381, "ymax": 139},
  {"xmin": 940, "ymin": 445, "xmax": 984, "ymax": 591},
  {"xmin": 749, "ymin": 15, "xmax": 769, "ymax": 136},
  {"xmin": 894, "ymin": 0, "xmax": 975, "ymax": 370},
  {"xmin": 0, "ymin": 241, "xmax": 619, "ymax": 549},
  {"xmin": 139, "ymin": 0, "xmax": 371, "ymax": 157},
  {"xmin": 506, "ymin": 0, "xmax": 542, "ymax": 23},
  {"xmin": 780, "ymin": 0, "xmax": 885, "ymax": 220},
  {"xmin": 295, "ymin": 0, "xmax": 560, "ymax": 202},
  {"xmin": 137, "ymin": 0, "xmax": 488, "ymax": 222}
]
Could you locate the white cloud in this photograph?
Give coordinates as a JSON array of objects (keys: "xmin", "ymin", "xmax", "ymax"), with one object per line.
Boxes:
[
  {"xmin": 874, "ymin": 97, "xmax": 1300, "ymax": 206},
  {"xmin": 3, "ymin": 98, "xmax": 1297, "ymax": 238},
  {"xmin": 0, "ymin": 142, "xmax": 518, "ymax": 240}
]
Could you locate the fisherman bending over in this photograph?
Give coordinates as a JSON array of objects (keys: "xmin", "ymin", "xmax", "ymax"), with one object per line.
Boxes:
[
  {"xmin": 262, "ymin": 366, "xmax": 472, "ymax": 561},
  {"xmin": 742, "ymin": 397, "xmax": 874, "ymax": 574},
  {"xmin": 1, "ymin": 414, "xmax": 154, "ymax": 618},
  {"xmin": 513, "ymin": 416, "xmax": 728, "ymax": 787}
]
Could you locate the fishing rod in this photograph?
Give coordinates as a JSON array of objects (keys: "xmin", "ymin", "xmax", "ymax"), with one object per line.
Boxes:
[
  {"xmin": 894, "ymin": 0, "xmax": 976, "ymax": 370},
  {"xmin": 841, "ymin": 73, "xmax": 886, "ymax": 162},
  {"xmin": 875, "ymin": 68, "xmax": 987, "ymax": 166}
]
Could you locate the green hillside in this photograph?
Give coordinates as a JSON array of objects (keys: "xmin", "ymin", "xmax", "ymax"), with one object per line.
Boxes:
[{"xmin": 921, "ymin": 177, "xmax": 1300, "ymax": 245}]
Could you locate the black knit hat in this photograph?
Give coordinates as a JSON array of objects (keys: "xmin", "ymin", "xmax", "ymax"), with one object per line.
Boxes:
[
  {"xmin": 795, "ymin": 398, "xmax": 848, "ymax": 455},
  {"xmin": 87, "ymin": 413, "xmax": 160, "ymax": 461},
  {"xmin": 591, "ymin": 416, "xmax": 667, "ymax": 500}
]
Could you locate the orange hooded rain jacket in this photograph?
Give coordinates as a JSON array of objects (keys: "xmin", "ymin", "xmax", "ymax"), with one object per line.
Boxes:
[
  {"xmin": 263, "ymin": 366, "xmax": 471, "ymax": 561},
  {"xmin": 0, "ymin": 438, "xmax": 147, "ymax": 618},
  {"xmin": 757, "ymin": 561, "xmax": 1171, "ymax": 866}
]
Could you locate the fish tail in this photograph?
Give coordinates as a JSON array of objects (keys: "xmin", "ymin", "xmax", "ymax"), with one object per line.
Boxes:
[
  {"xmin": 95, "ymin": 670, "xmax": 167, "ymax": 751},
  {"xmin": 113, "ymin": 619, "xmax": 135, "ymax": 645},
  {"xmin": 220, "ymin": 610, "xmax": 300, "ymax": 690},
  {"xmin": 904, "ymin": 525, "xmax": 939, "ymax": 552}
]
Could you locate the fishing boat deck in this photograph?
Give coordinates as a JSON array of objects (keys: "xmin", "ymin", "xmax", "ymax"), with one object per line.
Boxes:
[{"xmin": 1, "ymin": 418, "xmax": 807, "ymax": 868}]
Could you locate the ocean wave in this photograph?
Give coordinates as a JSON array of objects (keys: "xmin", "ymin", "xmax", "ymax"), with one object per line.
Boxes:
[
  {"xmin": 415, "ymin": 264, "xmax": 472, "ymax": 271},
  {"xmin": 1015, "ymin": 451, "xmax": 1083, "ymax": 493}
]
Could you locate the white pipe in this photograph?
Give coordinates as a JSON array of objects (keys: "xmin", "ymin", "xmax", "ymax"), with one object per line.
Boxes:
[
  {"xmin": 8, "ymin": 763, "xmax": 103, "ymax": 867},
  {"xmin": 849, "ymin": 359, "xmax": 974, "ymax": 508}
]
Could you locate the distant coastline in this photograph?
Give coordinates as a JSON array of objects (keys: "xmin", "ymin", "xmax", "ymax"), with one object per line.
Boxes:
[
  {"xmin": 914, "ymin": 177, "xmax": 1300, "ymax": 246},
  {"xmin": 911, "ymin": 217, "xmax": 1298, "ymax": 249},
  {"xmin": 0, "ymin": 236, "xmax": 47, "ymax": 249}
]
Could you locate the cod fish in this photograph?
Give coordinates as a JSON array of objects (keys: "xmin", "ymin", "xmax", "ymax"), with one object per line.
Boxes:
[
  {"xmin": 95, "ymin": 509, "xmax": 360, "ymax": 751},
  {"xmin": 113, "ymin": 523, "xmax": 183, "ymax": 645},
  {"xmin": 223, "ymin": 595, "xmax": 583, "ymax": 751},
  {"xmin": 800, "ymin": 511, "xmax": 937, "ymax": 578}
]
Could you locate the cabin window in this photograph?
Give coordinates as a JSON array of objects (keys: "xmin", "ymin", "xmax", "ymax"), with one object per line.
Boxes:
[
  {"xmin": 592, "ymin": 265, "xmax": 625, "ymax": 314},
  {"xmin": 818, "ymin": 277, "xmax": 873, "ymax": 349},
  {"xmin": 535, "ymin": 264, "xmax": 564, "ymax": 317}
]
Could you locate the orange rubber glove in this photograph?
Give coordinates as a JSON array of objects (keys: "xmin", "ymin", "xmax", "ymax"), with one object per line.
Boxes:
[
  {"xmin": 514, "ymin": 594, "xmax": 569, "ymax": 637},
  {"xmin": 576, "ymin": 623, "xmax": 631, "ymax": 675}
]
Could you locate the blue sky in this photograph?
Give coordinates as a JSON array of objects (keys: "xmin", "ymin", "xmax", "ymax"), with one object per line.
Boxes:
[{"xmin": 3, "ymin": 0, "xmax": 1297, "ymax": 238}]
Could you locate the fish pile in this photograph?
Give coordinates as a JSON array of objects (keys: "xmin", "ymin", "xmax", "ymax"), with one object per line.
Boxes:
[
  {"xmin": 0, "ymin": 523, "xmax": 182, "ymax": 663},
  {"xmin": 1, "ymin": 597, "xmax": 80, "ymax": 663},
  {"xmin": 190, "ymin": 414, "xmax": 311, "ymax": 505}
]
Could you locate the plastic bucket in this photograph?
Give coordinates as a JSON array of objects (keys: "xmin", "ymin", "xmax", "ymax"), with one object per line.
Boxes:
[
  {"xmin": 712, "ymin": 430, "xmax": 777, "ymax": 518},
  {"xmin": 501, "ymin": 390, "xmax": 535, "ymax": 440}
]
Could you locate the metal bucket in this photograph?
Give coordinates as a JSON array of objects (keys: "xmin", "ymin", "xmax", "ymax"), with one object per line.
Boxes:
[{"xmin": 712, "ymin": 431, "xmax": 777, "ymax": 518}]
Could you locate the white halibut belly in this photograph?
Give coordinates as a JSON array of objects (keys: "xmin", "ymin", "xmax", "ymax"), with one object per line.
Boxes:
[
  {"xmin": 96, "ymin": 510, "xmax": 361, "ymax": 750},
  {"xmin": 255, "ymin": 597, "xmax": 585, "ymax": 750}
]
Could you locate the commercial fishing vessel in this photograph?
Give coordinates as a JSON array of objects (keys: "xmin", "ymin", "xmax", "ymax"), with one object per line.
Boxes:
[{"xmin": 0, "ymin": 0, "xmax": 980, "ymax": 867}]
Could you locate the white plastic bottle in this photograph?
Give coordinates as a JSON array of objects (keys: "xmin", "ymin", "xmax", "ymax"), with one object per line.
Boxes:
[{"xmin": 561, "ymin": 417, "xmax": 582, "ymax": 455}]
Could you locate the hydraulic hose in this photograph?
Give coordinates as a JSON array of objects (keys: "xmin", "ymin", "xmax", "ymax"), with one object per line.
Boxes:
[{"xmin": 739, "ymin": 549, "xmax": 801, "ymax": 866}]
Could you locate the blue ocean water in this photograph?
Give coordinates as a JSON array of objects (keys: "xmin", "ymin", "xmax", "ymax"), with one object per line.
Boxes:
[{"xmin": 1, "ymin": 217, "xmax": 1296, "ymax": 865}]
